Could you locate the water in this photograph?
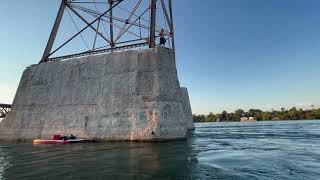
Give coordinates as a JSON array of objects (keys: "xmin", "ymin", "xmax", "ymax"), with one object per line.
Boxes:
[{"xmin": 0, "ymin": 120, "xmax": 319, "ymax": 179}]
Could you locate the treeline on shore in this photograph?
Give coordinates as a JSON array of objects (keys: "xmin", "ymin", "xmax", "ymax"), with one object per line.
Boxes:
[{"xmin": 193, "ymin": 107, "xmax": 320, "ymax": 122}]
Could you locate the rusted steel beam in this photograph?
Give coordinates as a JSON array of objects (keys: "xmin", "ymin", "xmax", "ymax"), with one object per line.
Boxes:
[
  {"xmin": 109, "ymin": 0, "xmax": 115, "ymax": 47},
  {"xmin": 40, "ymin": 0, "xmax": 67, "ymax": 63},
  {"xmin": 44, "ymin": 0, "xmax": 124, "ymax": 62},
  {"xmin": 0, "ymin": 104, "xmax": 11, "ymax": 108},
  {"xmin": 47, "ymin": 42, "xmax": 148, "ymax": 61},
  {"xmin": 0, "ymin": 104, "xmax": 11, "ymax": 118},
  {"xmin": 71, "ymin": 4, "xmax": 152, "ymax": 32},
  {"xmin": 149, "ymin": 0, "xmax": 157, "ymax": 48},
  {"xmin": 38, "ymin": 0, "xmax": 175, "ymax": 63},
  {"xmin": 93, "ymin": 19, "xmax": 101, "ymax": 50},
  {"xmin": 168, "ymin": 0, "xmax": 175, "ymax": 55},
  {"xmin": 67, "ymin": 5, "xmax": 111, "ymax": 44}
]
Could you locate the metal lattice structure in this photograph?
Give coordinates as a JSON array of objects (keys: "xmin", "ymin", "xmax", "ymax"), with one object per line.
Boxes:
[
  {"xmin": 40, "ymin": 0, "xmax": 175, "ymax": 63},
  {"xmin": 0, "ymin": 104, "xmax": 11, "ymax": 118}
]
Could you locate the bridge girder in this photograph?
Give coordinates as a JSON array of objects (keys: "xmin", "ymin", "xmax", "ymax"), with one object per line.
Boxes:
[
  {"xmin": 0, "ymin": 104, "xmax": 11, "ymax": 118},
  {"xmin": 40, "ymin": 0, "xmax": 176, "ymax": 63}
]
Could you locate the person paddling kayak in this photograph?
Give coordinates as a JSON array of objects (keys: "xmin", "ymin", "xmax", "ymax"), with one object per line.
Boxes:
[{"xmin": 33, "ymin": 134, "xmax": 85, "ymax": 145}]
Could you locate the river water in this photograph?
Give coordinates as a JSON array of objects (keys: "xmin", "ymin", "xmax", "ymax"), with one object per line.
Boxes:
[{"xmin": 0, "ymin": 120, "xmax": 319, "ymax": 179}]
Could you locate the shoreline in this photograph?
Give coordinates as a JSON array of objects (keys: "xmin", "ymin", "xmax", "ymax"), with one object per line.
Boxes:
[{"xmin": 194, "ymin": 119, "xmax": 320, "ymax": 123}]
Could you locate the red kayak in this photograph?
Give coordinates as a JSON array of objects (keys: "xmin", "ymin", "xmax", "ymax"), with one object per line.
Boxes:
[{"xmin": 33, "ymin": 135, "xmax": 85, "ymax": 145}]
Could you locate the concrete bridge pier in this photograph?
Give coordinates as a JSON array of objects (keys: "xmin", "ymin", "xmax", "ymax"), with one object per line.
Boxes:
[{"xmin": 0, "ymin": 47, "xmax": 194, "ymax": 141}]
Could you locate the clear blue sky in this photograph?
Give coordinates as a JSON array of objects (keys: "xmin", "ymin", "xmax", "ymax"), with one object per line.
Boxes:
[{"xmin": 0, "ymin": 0, "xmax": 320, "ymax": 114}]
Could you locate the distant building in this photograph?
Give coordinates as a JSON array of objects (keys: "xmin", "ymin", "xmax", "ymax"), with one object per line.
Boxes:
[
  {"xmin": 240, "ymin": 117, "xmax": 248, "ymax": 122},
  {"xmin": 249, "ymin": 117, "xmax": 255, "ymax": 121},
  {"xmin": 240, "ymin": 117, "xmax": 257, "ymax": 122}
]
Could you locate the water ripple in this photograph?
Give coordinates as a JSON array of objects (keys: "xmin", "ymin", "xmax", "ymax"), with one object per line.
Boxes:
[{"xmin": 0, "ymin": 120, "xmax": 319, "ymax": 179}]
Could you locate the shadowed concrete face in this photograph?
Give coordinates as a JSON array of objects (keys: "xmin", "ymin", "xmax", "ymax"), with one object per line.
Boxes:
[
  {"xmin": 180, "ymin": 88, "xmax": 195, "ymax": 130},
  {"xmin": 0, "ymin": 47, "xmax": 194, "ymax": 141}
]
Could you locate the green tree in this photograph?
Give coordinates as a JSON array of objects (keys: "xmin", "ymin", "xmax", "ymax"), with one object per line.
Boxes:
[
  {"xmin": 288, "ymin": 107, "xmax": 299, "ymax": 120},
  {"xmin": 262, "ymin": 112, "xmax": 271, "ymax": 120},
  {"xmin": 248, "ymin": 109, "xmax": 255, "ymax": 117},
  {"xmin": 255, "ymin": 110, "xmax": 263, "ymax": 121},
  {"xmin": 199, "ymin": 115, "xmax": 206, "ymax": 122},
  {"xmin": 192, "ymin": 114, "xmax": 200, "ymax": 122},
  {"xmin": 194, "ymin": 107, "xmax": 320, "ymax": 123},
  {"xmin": 234, "ymin": 109, "xmax": 244, "ymax": 120},
  {"xmin": 207, "ymin": 112, "xmax": 217, "ymax": 122},
  {"xmin": 220, "ymin": 111, "xmax": 228, "ymax": 121},
  {"xmin": 305, "ymin": 109, "xmax": 320, "ymax": 120}
]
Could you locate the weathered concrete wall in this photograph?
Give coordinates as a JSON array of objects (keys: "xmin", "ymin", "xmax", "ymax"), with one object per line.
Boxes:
[
  {"xmin": 0, "ymin": 47, "xmax": 194, "ymax": 141},
  {"xmin": 180, "ymin": 88, "xmax": 195, "ymax": 130}
]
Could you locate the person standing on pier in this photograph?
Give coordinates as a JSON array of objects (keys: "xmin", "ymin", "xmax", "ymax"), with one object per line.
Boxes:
[{"xmin": 159, "ymin": 29, "xmax": 166, "ymax": 46}]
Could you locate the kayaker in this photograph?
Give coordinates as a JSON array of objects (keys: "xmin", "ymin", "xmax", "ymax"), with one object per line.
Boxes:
[
  {"xmin": 70, "ymin": 134, "xmax": 76, "ymax": 139},
  {"xmin": 61, "ymin": 136, "xmax": 68, "ymax": 141}
]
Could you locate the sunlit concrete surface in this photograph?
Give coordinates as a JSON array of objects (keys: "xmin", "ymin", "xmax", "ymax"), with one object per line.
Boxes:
[{"xmin": 0, "ymin": 47, "xmax": 194, "ymax": 141}]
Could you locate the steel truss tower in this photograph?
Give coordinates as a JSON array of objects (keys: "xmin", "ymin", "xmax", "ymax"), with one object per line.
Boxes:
[{"xmin": 40, "ymin": 0, "xmax": 175, "ymax": 63}]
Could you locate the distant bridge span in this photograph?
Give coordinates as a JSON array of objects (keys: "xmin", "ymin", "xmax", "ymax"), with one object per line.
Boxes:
[{"xmin": 0, "ymin": 104, "xmax": 11, "ymax": 118}]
